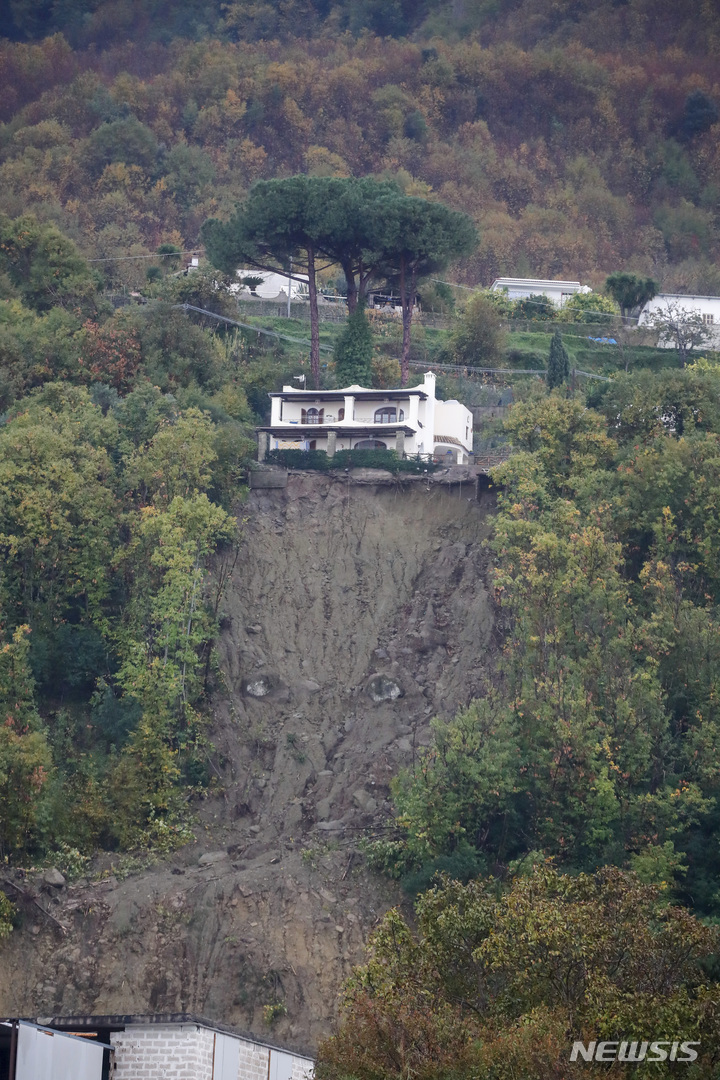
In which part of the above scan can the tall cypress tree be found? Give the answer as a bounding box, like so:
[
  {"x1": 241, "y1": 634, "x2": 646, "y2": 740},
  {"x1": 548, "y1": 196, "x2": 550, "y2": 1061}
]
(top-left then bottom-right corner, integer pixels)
[
  {"x1": 547, "y1": 329, "x2": 570, "y2": 389},
  {"x1": 334, "y1": 303, "x2": 373, "y2": 386}
]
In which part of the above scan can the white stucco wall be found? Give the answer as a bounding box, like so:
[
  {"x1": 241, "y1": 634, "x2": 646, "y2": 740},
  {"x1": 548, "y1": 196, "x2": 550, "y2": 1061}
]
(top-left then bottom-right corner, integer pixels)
[
  {"x1": 434, "y1": 399, "x2": 473, "y2": 452},
  {"x1": 639, "y1": 293, "x2": 720, "y2": 321},
  {"x1": 491, "y1": 279, "x2": 590, "y2": 307},
  {"x1": 235, "y1": 270, "x2": 309, "y2": 300},
  {"x1": 266, "y1": 372, "x2": 470, "y2": 458},
  {"x1": 638, "y1": 293, "x2": 720, "y2": 348}
]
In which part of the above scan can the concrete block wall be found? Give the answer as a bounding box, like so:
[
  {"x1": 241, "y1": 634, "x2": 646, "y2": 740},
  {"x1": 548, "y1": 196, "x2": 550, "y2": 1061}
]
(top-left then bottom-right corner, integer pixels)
[
  {"x1": 236, "y1": 1040, "x2": 315, "y2": 1080},
  {"x1": 236, "y1": 1040, "x2": 269, "y2": 1080},
  {"x1": 291, "y1": 1054, "x2": 314, "y2": 1080},
  {"x1": 111, "y1": 1023, "x2": 314, "y2": 1080},
  {"x1": 198, "y1": 1027, "x2": 216, "y2": 1076},
  {"x1": 112, "y1": 1024, "x2": 213, "y2": 1080}
]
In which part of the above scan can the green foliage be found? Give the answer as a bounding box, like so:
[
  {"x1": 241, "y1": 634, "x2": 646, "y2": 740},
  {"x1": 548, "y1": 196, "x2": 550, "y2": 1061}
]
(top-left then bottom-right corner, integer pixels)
[
  {"x1": 126, "y1": 407, "x2": 217, "y2": 505},
  {"x1": 400, "y1": 849, "x2": 484, "y2": 896},
  {"x1": 546, "y1": 328, "x2": 569, "y2": 388},
  {"x1": 510, "y1": 293, "x2": 556, "y2": 321},
  {"x1": 562, "y1": 291, "x2": 619, "y2": 324},
  {"x1": 376, "y1": 380, "x2": 720, "y2": 916},
  {"x1": 0, "y1": 214, "x2": 98, "y2": 314},
  {"x1": 317, "y1": 867, "x2": 720, "y2": 1080},
  {"x1": 0, "y1": 891, "x2": 14, "y2": 938},
  {"x1": 370, "y1": 192, "x2": 477, "y2": 382},
  {"x1": 333, "y1": 304, "x2": 373, "y2": 386},
  {"x1": 450, "y1": 292, "x2": 506, "y2": 368},
  {"x1": 240, "y1": 275, "x2": 265, "y2": 292},
  {"x1": 0, "y1": 308, "x2": 246, "y2": 865},
  {"x1": 262, "y1": 1001, "x2": 288, "y2": 1026},
  {"x1": 594, "y1": 367, "x2": 720, "y2": 444},
  {"x1": 0, "y1": 384, "x2": 119, "y2": 633},
  {"x1": 605, "y1": 272, "x2": 658, "y2": 319},
  {"x1": 83, "y1": 116, "x2": 160, "y2": 177},
  {"x1": 678, "y1": 90, "x2": 719, "y2": 142},
  {"x1": 162, "y1": 143, "x2": 215, "y2": 209},
  {"x1": 417, "y1": 279, "x2": 455, "y2": 314},
  {"x1": 2, "y1": 0, "x2": 720, "y2": 930},
  {"x1": 204, "y1": 176, "x2": 475, "y2": 385},
  {"x1": 264, "y1": 448, "x2": 438, "y2": 472},
  {"x1": 0, "y1": 625, "x2": 53, "y2": 859}
]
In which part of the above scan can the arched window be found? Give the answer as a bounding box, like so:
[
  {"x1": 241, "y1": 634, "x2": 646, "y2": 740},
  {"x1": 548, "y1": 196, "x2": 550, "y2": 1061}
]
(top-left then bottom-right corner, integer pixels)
[
  {"x1": 303, "y1": 407, "x2": 323, "y2": 424},
  {"x1": 374, "y1": 408, "x2": 396, "y2": 424},
  {"x1": 355, "y1": 439, "x2": 387, "y2": 449},
  {"x1": 338, "y1": 407, "x2": 345, "y2": 421}
]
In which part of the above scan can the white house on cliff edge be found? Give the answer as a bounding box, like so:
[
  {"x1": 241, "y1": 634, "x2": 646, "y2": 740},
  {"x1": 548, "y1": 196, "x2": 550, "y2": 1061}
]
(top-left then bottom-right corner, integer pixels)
[{"x1": 257, "y1": 372, "x2": 473, "y2": 464}]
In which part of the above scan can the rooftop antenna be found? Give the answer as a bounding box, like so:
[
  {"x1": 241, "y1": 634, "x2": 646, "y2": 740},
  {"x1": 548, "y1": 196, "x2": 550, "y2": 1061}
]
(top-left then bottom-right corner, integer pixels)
[{"x1": 293, "y1": 374, "x2": 306, "y2": 389}]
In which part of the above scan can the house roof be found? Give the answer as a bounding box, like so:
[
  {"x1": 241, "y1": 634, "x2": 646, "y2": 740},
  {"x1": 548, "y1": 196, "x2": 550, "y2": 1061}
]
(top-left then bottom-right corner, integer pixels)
[
  {"x1": 15, "y1": 1014, "x2": 314, "y2": 1061},
  {"x1": 270, "y1": 387, "x2": 428, "y2": 401},
  {"x1": 434, "y1": 434, "x2": 465, "y2": 448},
  {"x1": 643, "y1": 292, "x2": 720, "y2": 303},
  {"x1": 491, "y1": 277, "x2": 585, "y2": 289}
]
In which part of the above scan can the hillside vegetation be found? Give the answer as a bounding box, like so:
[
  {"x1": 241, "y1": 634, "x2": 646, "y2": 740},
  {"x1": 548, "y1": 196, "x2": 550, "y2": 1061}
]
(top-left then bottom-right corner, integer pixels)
[
  {"x1": 3, "y1": 4, "x2": 720, "y2": 1071},
  {"x1": 0, "y1": 0, "x2": 719, "y2": 292}
]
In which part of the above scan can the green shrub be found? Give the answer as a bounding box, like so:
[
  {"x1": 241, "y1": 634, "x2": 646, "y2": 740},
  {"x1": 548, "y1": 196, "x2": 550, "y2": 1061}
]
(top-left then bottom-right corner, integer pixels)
[
  {"x1": 400, "y1": 848, "x2": 485, "y2": 895},
  {"x1": 264, "y1": 448, "x2": 438, "y2": 473}
]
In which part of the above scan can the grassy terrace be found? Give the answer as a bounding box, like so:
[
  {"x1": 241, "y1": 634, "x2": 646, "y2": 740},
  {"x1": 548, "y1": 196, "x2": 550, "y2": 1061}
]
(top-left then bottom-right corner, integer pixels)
[{"x1": 234, "y1": 308, "x2": 676, "y2": 383}]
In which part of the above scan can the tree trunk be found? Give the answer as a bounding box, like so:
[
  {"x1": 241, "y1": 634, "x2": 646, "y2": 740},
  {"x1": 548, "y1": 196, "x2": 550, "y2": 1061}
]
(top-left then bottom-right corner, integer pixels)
[
  {"x1": 399, "y1": 257, "x2": 414, "y2": 387},
  {"x1": 307, "y1": 242, "x2": 320, "y2": 388},
  {"x1": 342, "y1": 259, "x2": 358, "y2": 314},
  {"x1": 359, "y1": 262, "x2": 375, "y2": 308}
]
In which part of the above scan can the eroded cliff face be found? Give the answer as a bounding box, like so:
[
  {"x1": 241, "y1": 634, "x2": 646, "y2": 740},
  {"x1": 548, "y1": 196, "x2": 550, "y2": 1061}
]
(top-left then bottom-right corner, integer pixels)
[{"x1": 0, "y1": 468, "x2": 497, "y2": 1054}]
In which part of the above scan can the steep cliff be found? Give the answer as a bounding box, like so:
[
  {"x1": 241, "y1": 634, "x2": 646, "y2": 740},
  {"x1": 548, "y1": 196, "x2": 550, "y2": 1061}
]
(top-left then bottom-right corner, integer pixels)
[{"x1": 0, "y1": 468, "x2": 497, "y2": 1053}]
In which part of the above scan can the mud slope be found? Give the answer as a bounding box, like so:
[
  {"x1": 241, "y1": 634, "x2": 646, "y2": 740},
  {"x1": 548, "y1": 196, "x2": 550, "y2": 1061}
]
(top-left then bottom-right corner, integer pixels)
[{"x1": 0, "y1": 468, "x2": 497, "y2": 1053}]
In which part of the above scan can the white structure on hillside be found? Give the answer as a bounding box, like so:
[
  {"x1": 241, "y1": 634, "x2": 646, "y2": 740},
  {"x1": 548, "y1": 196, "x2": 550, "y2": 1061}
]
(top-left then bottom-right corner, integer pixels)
[
  {"x1": 258, "y1": 371, "x2": 474, "y2": 464},
  {"x1": 638, "y1": 292, "x2": 720, "y2": 344},
  {"x1": 491, "y1": 277, "x2": 591, "y2": 308},
  {"x1": 1, "y1": 1015, "x2": 314, "y2": 1080},
  {"x1": 235, "y1": 269, "x2": 309, "y2": 301}
]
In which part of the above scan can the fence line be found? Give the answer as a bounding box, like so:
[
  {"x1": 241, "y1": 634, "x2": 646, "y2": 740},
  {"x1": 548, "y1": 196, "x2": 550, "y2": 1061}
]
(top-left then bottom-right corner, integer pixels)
[{"x1": 174, "y1": 303, "x2": 335, "y2": 352}]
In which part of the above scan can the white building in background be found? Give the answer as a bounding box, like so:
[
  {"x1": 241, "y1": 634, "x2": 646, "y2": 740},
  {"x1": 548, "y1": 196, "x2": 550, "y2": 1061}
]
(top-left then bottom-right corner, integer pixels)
[
  {"x1": 491, "y1": 277, "x2": 592, "y2": 308},
  {"x1": 638, "y1": 292, "x2": 720, "y2": 343},
  {"x1": 234, "y1": 269, "x2": 309, "y2": 301},
  {"x1": 258, "y1": 371, "x2": 474, "y2": 464}
]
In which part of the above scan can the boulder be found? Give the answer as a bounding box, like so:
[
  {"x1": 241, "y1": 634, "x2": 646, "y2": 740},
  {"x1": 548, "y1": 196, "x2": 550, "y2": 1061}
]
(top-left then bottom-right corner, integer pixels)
[
  {"x1": 43, "y1": 868, "x2": 66, "y2": 888},
  {"x1": 198, "y1": 851, "x2": 229, "y2": 867},
  {"x1": 246, "y1": 677, "x2": 271, "y2": 697},
  {"x1": 366, "y1": 674, "x2": 404, "y2": 703}
]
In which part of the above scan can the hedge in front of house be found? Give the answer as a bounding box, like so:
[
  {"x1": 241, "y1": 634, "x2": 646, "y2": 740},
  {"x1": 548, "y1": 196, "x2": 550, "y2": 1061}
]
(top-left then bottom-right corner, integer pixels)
[{"x1": 264, "y1": 448, "x2": 438, "y2": 472}]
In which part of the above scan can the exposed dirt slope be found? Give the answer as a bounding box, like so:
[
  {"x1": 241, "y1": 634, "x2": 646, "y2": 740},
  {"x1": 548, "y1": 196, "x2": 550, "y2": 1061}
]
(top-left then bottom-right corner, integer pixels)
[{"x1": 0, "y1": 468, "x2": 497, "y2": 1054}]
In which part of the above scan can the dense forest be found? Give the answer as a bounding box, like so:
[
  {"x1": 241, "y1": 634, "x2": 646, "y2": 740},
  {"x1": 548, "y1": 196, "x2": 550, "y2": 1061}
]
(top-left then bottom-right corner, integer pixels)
[{"x1": 1, "y1": 0, "x2": 720, "y2": 291}]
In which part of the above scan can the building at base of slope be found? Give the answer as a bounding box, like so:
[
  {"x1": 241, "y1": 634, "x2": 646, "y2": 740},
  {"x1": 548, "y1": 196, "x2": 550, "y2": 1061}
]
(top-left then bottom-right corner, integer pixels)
[{"x1": 0, "y1": 1014, "x2": 314, "y2": 1080}]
